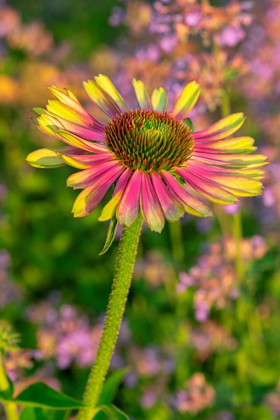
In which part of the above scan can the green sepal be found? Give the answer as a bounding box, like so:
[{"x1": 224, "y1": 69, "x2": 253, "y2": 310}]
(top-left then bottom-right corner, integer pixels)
[
  {"x1": 182, "y1": 117, "x2": 195, "y2": 133},
  {"x1": 99, "y1": 215, "x2": 118, "y2": 255}
]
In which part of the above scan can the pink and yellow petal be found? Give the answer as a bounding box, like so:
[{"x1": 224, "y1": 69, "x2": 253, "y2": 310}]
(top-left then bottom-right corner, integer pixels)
[
  {"x1": 151, "y1": 88, "x2": 168, "y2": 112},
  {"x1": 193, "y1": 153, "x2": 267, "y2": 168},
  {"x1": 99, "y1": 169, "x2": 132, "y2": 221},
  {"x1": 194, "y1": 113, "x2": 245, "y2": 141},
  {"x1": 26, "y1": 148, "x2": 65, "y2": 168},
  {"x1": 48, "y1": 86, "x2": 93, "y2": 121},
  {"x1": 172, "y1": 81, "x2": 200, "y2": 120},
  {"x1": 67, "y1": 160, "x2": 123, "y2": 189},
  {"x1": 72, "y1": 168, "x2": 122, "y2": 218},
  {"x1": 176, "y1": 168, "x2": 238, "y2": 204},
  {"x1": 140, "y1": 172, "x2": 165, "y2": 233},
  {"x1": 132, "y1": 79, "x2": 151, "y2": 109},
  {"x1": 56, "y1": 130, "x2": 104, "y2": 152},
  {"x1": 83, "y1": 80, "x2": 121, "y2": 118},
  {"x1": 195, "y1": 137, "x2": 256, "y2": 153},
  {"x1": 57, "y1": 151, "x2": 114, "y2": 169},
  {"x1": 151, "y1": 172, "x2": 184, "y2": 221},
  {"x1": 161, "y1": 170, "x2": 212, "y2": 217},
  {"x1": 46, "y1": 100, "x2": 92, "y2": 126},
  {"x1": 117, "y1": 170, "x2": 142, "y2": 226},
  {"x1": 185, "y1": 160, "x2": 265, "y2": 180},
  {"x1": 36, "y1": 114, "x2": 64, "y2": 138},
  {"x1": 95, "y1": 74, "x2": 127, "y2": 112}
]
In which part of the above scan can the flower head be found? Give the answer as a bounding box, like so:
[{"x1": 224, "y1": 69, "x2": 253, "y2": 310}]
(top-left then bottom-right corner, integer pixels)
[{"x1": 27, "y1": 75, "x2": 266, "y2": 232}]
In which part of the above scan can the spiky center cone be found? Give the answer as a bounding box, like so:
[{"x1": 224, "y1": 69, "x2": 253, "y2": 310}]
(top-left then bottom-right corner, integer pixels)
[{"x1": 105, "y1": 110, "x2": 194, "y2": 172}]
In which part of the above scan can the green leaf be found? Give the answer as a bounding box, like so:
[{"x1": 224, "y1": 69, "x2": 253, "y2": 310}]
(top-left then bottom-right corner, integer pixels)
[
  {"x1": 20, "y1": 408, "x2": 46, "y2": 420},
  {"x1": 99, "y1": 216, "x2": 118, "y2": 255},
  {"x1": 0, "y1": 374, "x2": 14, "y2": 400},
  {"x1": 95, "y1": 368, "x2": 128, "y2": 420},
  {"x1": 0, "y1": 382, "x2": 85, "y2": 410},
  {"x1": 98, "y1": 368, "x2": 128, "y2": 405},
  {"x1": 93, "y1": 405, "x2": 129, "y2": 420},
  {"x1": 20, "y1": 407, "x2": 69, "y2": 420}
]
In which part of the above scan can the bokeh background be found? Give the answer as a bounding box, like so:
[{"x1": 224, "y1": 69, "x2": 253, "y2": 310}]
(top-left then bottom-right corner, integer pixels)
[{"x1": 0, "y1": 0, "x2": 280, "y2": 419}]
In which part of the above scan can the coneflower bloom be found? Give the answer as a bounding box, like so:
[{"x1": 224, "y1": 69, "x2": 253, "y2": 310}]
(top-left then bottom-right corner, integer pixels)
[{"x1": 27, "y1": 75, "x2": 266, "y2": 232}]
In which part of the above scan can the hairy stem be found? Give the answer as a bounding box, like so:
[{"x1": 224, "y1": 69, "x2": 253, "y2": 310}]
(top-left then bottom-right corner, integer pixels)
[
  {"x1": 78, "y1": 214, "x2": 142, "y2": 420},
  {"x1": 0, "y1": 355, "x2": 18, "y2": 420}
]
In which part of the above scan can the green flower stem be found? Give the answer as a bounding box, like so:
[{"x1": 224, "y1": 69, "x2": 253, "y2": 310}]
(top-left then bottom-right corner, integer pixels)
[
  {"x1": 232, "y1": 211, "x2": 244, "y2": 280},
  {"x1": 78, "y1": 214, "x2": 142, "y2": 420},
  {"x1": 221, "y1": 91, "x2": 244, "y2": 277},
  {"x1": 169, "y1": 221, "x2": 185, "y2": 263},
  {"x1": 0, "y1": 355, "x2": 18, "y2": 420}
]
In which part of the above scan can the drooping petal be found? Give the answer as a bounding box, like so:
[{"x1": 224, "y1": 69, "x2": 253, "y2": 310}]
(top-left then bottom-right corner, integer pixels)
[
  {"x1": 183, "y1": 164, "x2": 263, "y2": 196},
  {"x1": 67, "y1": 160, "x2": 123, "y2": 189},
  {"x1": 151, "y1": 88, "x2": 168, "y2": 112},
  {"x1": 161, "y1": 170, "x2": 212, "y2": 217},
  {"x1": 192, "y1": 152, "x2": 267, "y2": 168},
  {"x1": 48, "y1": 86, "x2": 93, "y2": 121},
  {"x1": 151, "y1": 172, "x2": 184, "y2": 221},
  {"x1": 132, "y1": 79, "x2": 151, "y2": 109},
  {"x1": 140, "y1": 172, "x2": 165, "y2": 232},
  {"x1": 26, "y1": 148, "x2": 65, "y2": 168},
  {"x1": 176, "y1": 168, "x2": 238, "y2": 204},
  {"x1": 36, "y1": 114, "x2": 64, "y2": 138},
  {"x1": 184, "y1": 160, "x2": 265, "y2": 180},
  {"x1": 95, "y1": 74, "x2": 127, "y2": 112},
  {"x1": 172, "y1": 81, "x2": 200, "y2": 120},
  {"x1": 99, "y1": 169, "x2": 131, "y2": 221},
  {"x1": 46, "y1": 100, "x2": 92, "y2": 126},
  {"x1": 195, "y1": 137, "x2": 256, "y2": 153},
  {"x1": 83, "y1": 80, "x2": 121, "y2": 118},
  {"x1": 57, "y1": 151, "x2": 114, "y2": 169},
  {"x1": 117, "y1": 170, "x2": 142, "y2": 226},
  {"x1": 194, "y1": 113, "x2": 245, "y2": 141},
  {"x1": 53, "y1": 117, "x2": 104, "y2": 141},
  {"x1": 56, "y1": 130, "x2": 105, "y2": 152},
  {"x1": 72, "y1": 168, "x2": 123, "y2": 218}
]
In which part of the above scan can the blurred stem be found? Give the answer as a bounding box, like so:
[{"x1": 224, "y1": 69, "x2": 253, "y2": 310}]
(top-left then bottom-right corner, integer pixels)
[
  {"x1": 232, "y1": 212, "x2": 244, "y2": 280},
  {"x1": 169, "y1": 221, "x2": 185, "y2": 263},
  {"x1": 78, "y1": 214, "x2": 142, "y2": 420},
  {"x1": 0, "y1": 354, "x2": 18, "y2": 420},
  {"x1": 221, "y1": 91, "x2": 244, "y2": 278}
]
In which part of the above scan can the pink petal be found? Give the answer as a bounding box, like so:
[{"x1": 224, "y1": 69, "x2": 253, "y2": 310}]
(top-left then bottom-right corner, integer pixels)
[
  {"x1": 72, "y1": 167, "x2": 123, "y2": 218},
  {"x1": 67, "y1": 160, "x2": 123, "y2": 189},
  {"x1": 151, "y1": 172, "x2": 184, "y2": 221},
  {"x1": 99, "y1": 169, "x2": 132, "y2": 221},
  {"x1": 161, "y1": 170, "x2": 212, "y2": 217},
  {"x1": 117, "y1": 170, "x2": 142, "y2": 226},
  {"x1": 176, "y1": 168, "x2": 238, "y2": 204},
  {"x1": 58, "y1": 151, "x2": 114, "y2": 169},
  {"x1": 140, "y1": 172, "x2": 165, "y2": 232}
]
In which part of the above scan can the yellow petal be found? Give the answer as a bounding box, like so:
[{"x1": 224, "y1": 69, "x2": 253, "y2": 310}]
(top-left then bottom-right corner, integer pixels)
[
  {"x1": 132, "y1": 79, "x2": 150, "y2": 109},
  {"x1": 172, "y1": 81, "x2": 200, "y2": 119},
  {"x1": 26, "y1": 149, "x2": 65, "y2": 168},
  {"x1": 98, "y1": 191, "x2": 123, "y2": 221},
  {"x1": 37, "y1": 114, "x2": 63, "y2": 138},
  {"x1": 151, "y1": 88, "x2": 168, "y2": 112},
  {"x1": 95, "y1": 74, "x2": 127, "y2": 111},
  {"x1": 46, "y1": 100, "x2": 86, "y2": 124}
]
